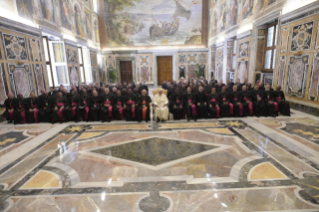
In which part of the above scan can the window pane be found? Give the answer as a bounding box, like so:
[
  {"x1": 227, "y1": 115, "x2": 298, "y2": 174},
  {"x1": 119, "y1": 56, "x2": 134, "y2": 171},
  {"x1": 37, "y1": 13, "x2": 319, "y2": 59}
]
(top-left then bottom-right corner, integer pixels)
[
  {"x1": 267, "y1": 26, "x2": 274, "y2": 47},
  {"x1": 80, "y1": 67, "x2": 85, "y2": 83},
  {"x1": 274, "y1": 25, "x2": 278, "y2": 46},
  {"x1": 46, "y1": 65, "x2": 53, "y2": 87},
  {"x1": 52, "y1": 43, "x2": 65, "y2": 63},
  {"x1": 264, "y1": 50, "x2": 272, "y2": 69},
  {"x1": 233, "y1": 40, "x2": 237, "y2": 54},
  {"x1": 82, "y1": 49, "x2": 91, "y2": 66},
  {"x1": 78, "y1": 48, "x2": 83, "y2": 65},
  {"x1": 232, "y1": 56, "x2": 236, "y2": 70},
  {"x1": 85, "y1": 67, "x2": 92, "y2": 83},
  {"x1": 43, "y1": 38, "x2": 50, "y2": 62},
  {"x1": 272, "y1": 49, "x2": 276, "y2": 69}
]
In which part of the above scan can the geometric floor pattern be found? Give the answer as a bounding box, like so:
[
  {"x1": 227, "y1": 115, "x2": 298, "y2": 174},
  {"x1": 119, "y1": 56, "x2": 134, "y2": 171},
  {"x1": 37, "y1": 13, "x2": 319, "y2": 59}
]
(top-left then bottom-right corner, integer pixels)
[{"x1": 1, "y1": 111, "x2": 319, "y2": 211}]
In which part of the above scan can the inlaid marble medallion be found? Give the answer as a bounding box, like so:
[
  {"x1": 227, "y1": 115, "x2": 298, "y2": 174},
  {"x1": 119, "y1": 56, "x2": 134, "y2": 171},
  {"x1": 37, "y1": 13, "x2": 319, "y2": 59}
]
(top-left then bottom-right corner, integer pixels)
[{"x1": 92, "y1": 137, "x2": 218, "y2": 166}]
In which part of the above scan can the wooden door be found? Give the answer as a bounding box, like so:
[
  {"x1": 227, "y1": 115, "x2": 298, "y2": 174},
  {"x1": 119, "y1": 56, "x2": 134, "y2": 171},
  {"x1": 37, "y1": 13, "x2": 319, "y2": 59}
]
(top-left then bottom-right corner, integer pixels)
[
  {"x1": 120, "y1": 61, "x2": 133, "y2": 84},
  {"x1": 157, "y1": 56, "x2": 172, "y2": 85}
]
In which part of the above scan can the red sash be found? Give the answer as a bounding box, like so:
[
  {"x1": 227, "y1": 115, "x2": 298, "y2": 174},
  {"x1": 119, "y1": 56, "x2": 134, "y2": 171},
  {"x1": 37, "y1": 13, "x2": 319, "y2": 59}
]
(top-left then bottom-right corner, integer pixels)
[
  {"x1": 210, "y1": 99, "x2": 216, "y2": 102},
  {"x1": 176, "y1": 99, "x2": 181, "y2": 104},
  {"x1": 104, "y1": 101, "x2": 112, "y2": 117},
  {"x1": 126, "y1": 100, "x2": 135, "y2": 118},
  {"x1": 56, "y1": 102, "x2": 64, "y2": 118}
]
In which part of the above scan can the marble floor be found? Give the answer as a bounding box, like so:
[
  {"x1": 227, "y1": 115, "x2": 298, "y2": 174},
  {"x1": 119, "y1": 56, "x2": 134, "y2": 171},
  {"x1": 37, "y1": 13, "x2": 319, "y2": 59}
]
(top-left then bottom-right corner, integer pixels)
[{"x1": 1, "y1": 110, "x2": 319, "y2": 211}]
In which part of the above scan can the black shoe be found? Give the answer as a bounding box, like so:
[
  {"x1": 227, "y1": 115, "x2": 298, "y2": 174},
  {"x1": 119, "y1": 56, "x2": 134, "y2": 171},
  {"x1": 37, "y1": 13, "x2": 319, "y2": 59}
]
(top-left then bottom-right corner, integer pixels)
[
  {"x1": 157, "y1": 117, "x2": 160, "y2": 123},
  {"x1": 161, "y1": 119, "x2": 165, "y2": 123},
  {"x1": 187, "y1": 117, "x2": 190, "y2": 122}
]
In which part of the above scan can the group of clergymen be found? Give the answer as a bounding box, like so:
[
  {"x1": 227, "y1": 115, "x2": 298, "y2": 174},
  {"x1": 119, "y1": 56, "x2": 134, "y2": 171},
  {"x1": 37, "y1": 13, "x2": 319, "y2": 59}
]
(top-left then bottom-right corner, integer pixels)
[
  {"x1": 153, "y1": 77, "x2": 290, "y2": 122},
  {"x1": 2, "y1": 77, "x2": 290, "y2": 125},
  {"x1": 3, "y1": 82, "x2": 151, "y2": 124}
]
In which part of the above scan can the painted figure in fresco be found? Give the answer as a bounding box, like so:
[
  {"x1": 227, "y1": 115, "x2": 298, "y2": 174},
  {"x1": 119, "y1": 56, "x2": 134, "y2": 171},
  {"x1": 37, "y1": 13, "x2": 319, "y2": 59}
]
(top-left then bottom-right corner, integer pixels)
[
  {"x1": 242, "y1": 0, "x2": 253, "y2": 19},
  {"x1": 94, "y1": 20, "x2": 100, "y2": 43},
  {"x1": 60, "y1": 0, "x2": 72, "y2": 30},
  {"x1": 74, "y1": 5, "x2": 85, "y2": 37},
  {"x1": 220, "y1": 4, "x2": 227, "y2": 32},
  {"x1": 308, "y1": 54, "x2": 319, "y2": 101},
  {"x1": 86, "y1": 13, "x2": 92, "y2": 39},
  {"x1": 40, "y1": 0, "x2": 54, "y2": 22},
  {"x1": 230, "y1": 0, "x2": 237, "y2": 26}
]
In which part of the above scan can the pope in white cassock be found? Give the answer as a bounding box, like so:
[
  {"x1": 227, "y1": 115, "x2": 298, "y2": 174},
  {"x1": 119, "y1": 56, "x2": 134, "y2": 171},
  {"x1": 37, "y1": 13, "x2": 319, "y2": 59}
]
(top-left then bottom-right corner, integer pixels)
[{"x1": 153, "y1": 88, "x2": 169, "y2": 122}]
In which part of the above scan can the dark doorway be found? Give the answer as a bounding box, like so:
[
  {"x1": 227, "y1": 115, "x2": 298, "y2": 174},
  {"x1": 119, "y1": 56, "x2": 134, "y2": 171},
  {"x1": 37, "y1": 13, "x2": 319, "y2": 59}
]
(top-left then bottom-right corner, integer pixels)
[
  {"x1": 157, "y1": 56, "x2": 172, "y2": 85},
  {"x1": 120, "y1": 61, "x2": 133, "y2": 84}
]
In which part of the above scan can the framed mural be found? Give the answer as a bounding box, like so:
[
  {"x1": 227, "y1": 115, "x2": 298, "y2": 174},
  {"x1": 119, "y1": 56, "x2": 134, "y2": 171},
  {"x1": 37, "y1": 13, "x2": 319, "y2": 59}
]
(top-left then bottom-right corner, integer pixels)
[
  {"x1": 7, "y1": 63, "x2": 35, "y2": 97},
  {"x1": 33, "y1": 64, "x2": 46, "y2": 95},
  {"x1": 29, "y1": 39, "x2": 42, "y2": 62},
  {"x1": 0, "y1": 63, "x2": 9, "y2": 104},
  {"x1": 280, "y1": 28, "x2": 289, "y2": 54},
  {"x1": 238, "y1": 41, "x2": 249, "y2": 58},
  {"x1": 66, "y1": 49, "x2": 78, "y2": 65},
  {"x1": 290, "y1": 21, "x2": 314, "y2": 52},
  {"x1": 286, "y1": 55, "x2": 309, "y2": 98},
  {"x1": 277, "y1": 56, "x2": 286, "y2": 89},
  {"x1": 85, "y1": 11, "x2": 93, "y2": 40},
  {"x1": 2, "y1": 33, "x2": 28, "y2": 61},
  {"x1": 308, "y1": 53, "x2": 319, "y2": 101},
  {"x1": 103, "y1": 0, "x2": 203, "y2": 47}
]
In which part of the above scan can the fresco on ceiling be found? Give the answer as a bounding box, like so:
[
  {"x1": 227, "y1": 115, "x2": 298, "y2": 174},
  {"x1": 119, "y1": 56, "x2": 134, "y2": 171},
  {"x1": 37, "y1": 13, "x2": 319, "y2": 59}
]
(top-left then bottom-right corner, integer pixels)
[{"x1": 104, "y1": 0, "x2": 203, "y2": 47}]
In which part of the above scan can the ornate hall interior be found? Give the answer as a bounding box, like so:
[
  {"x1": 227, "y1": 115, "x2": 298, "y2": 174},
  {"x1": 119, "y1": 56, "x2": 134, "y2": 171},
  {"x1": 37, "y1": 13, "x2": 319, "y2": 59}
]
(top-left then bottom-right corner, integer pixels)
[{"x1": 0, "y1": 0, "x2": 319, "y2": 211}]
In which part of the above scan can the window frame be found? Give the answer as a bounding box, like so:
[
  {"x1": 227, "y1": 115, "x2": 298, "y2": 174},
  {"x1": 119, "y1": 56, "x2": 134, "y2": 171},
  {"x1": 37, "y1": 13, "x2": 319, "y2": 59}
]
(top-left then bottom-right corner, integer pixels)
[
  {"x1": 78, "y1": 47, "x2": 86, "y2": 83},
  {"x1": 42, "y1": 36, "x2": 55, "y2": 87},
  {"x1": 263, "y1": 22, "x2": 278, "y2": 72},
  {"x1": 48, "y1": 41, "x2": 70, "y2": 87}
]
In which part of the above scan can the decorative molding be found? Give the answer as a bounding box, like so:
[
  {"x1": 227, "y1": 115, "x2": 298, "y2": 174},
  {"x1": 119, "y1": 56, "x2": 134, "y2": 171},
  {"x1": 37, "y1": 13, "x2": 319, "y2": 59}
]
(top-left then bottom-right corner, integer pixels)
[
  {"x1": 280, "y1": 1, "x2": 319, "y2": 25},
  {"x1": 254, "y1": 10, "x2": 281, "y2": 27},
  {"x1": 237, "y1": 30, "x2": 252, "y2": 40},
  {"x1": 64, "y1": 39, "x2": 79, "y2": 48},
  {"x1": 0, "y1": 17, "x2": 41, "y2": 38},
  {"x1": 39, "y1": 26, "x2": 63, "y2": 39}
]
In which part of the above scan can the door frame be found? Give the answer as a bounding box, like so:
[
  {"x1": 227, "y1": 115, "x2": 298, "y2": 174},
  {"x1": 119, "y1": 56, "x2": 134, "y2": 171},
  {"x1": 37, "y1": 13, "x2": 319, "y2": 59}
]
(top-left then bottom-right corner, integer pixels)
[
  {"x1": 154, "y1": 53, "x2": 176, "y2": 87},
  {"x1": 116, "y1": 57, "x2": 135, "y2": 83}
]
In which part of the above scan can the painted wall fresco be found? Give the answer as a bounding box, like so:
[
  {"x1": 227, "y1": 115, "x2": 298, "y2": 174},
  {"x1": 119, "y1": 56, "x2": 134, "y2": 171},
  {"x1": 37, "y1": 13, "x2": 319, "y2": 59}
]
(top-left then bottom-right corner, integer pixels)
[
  {"x1": 177, "y1": 52, "x2": 207, "y2": 80},
  {"x1": 236, "y1": 37, "x2": 251, "y2": 83},
  {"x1": 209, "y1": 0, "x2": 282, "y2": 39},
  {"x1": 103, "y1": 0, "x2": 203, "y2": 47},
  {"x1": 216, "y1": 47, "x2": 223, "y2": 80},
  {"x1": 14, "y1": 0, "x2": 100, "y2": 45},
  {"x1": 65, "y1": 44, "x2": 80, "y2": 86},
  {"x1": 136, "y1": 54, "x2": 153, "y2": 83},
  {"x1": 275, "y1": 13, "x2": 319, "y2": 107},
  {"x1": 90, "y1": 52, "x2": 99, "y2": 83}
]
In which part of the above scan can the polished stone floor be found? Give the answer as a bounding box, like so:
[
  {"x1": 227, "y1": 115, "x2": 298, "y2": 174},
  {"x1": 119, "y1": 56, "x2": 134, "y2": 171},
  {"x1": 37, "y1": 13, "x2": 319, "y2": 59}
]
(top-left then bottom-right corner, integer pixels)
[{"x1": 1, "y1": 110, "x2": 319, "y2": 211}]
